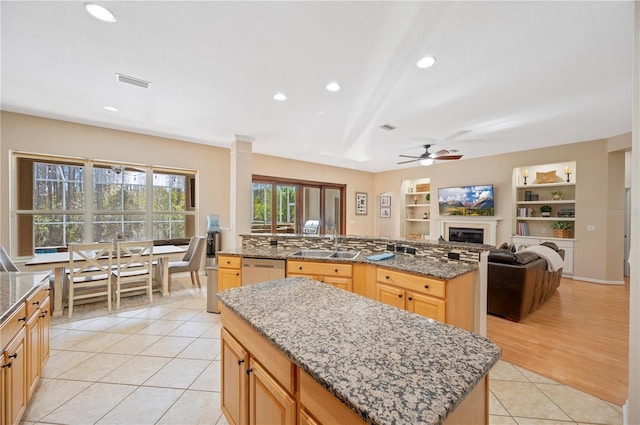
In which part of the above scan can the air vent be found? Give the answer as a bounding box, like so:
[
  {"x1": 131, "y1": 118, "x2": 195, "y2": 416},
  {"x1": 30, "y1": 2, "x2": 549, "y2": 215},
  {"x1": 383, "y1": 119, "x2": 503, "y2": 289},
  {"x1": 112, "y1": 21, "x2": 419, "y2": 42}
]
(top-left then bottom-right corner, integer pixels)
[
  {"x1": 379, "y1": 124, "x2": 396, "y2": 131},
  {"x1": 115, "y1": 73, "x2": 151, "y2": 89}
]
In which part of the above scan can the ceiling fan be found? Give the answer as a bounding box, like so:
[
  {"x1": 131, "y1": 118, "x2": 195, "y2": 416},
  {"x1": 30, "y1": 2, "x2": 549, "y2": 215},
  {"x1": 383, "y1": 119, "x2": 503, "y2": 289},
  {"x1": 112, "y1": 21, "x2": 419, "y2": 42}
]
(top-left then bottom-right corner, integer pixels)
[{"x1": 397, "y1": 144, "x2": 463, "y2": 165}]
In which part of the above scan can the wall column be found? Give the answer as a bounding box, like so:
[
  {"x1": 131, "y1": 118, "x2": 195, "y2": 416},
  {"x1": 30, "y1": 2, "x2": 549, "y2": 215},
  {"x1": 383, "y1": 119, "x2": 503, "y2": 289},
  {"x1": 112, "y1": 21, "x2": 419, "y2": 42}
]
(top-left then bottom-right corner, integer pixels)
[{"x1": 230, "y1": 136, "x2": 253, "y2": 249}]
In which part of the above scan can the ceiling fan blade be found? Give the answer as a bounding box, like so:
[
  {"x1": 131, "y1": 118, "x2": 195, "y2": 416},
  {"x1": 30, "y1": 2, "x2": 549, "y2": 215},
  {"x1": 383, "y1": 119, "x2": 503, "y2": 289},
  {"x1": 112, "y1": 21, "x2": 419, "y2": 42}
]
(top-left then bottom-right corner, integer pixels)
[
  {"x1": 397, "y1": 158, "x2": 420, "y2": 164},
  {"x1": 434, "y1": 155, "x2": 463, "y2": 160},
  {"x1": 431, "y1": 149, "x2": 450, "y2": 157},
  {"x1": 398, "y1": 154, "x2": 422, "y2": 159}
]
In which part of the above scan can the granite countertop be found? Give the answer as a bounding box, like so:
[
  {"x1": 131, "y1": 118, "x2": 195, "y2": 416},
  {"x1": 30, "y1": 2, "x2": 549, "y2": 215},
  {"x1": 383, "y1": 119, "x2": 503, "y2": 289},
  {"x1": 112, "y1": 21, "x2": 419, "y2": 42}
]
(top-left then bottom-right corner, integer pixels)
[
  {"x1": 0, "y1": 272, "x2": 51, "y2": 324},
  {"x1": 218, "y1": 246, "x2": 478, "y2": 280},
  {"x1": 217, "y1": 278, "x2": 501, "y2": 425}
]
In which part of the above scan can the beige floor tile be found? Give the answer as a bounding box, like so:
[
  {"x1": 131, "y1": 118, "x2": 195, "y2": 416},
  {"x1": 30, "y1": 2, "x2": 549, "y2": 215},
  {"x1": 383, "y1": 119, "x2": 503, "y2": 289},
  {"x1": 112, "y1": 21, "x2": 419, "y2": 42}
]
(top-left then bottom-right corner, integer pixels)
[
  {"x1": 217, "y1": 413, "x2": 231, "y2": 425},
  {"x1": 131, "y1": 305, "x2": 176, "y2": 319},
  {"x1": 490, "y1": 380, "x2": 572, "y2": 421},
  {"x1": 189, "y1": 311, "x2": 221, "y2": 323},
  {"x1": 490, "y1": 360, "x2": 529, "y2": 382},
  {"x1": 179, "y1": 296, "x2": 208, "y2": 311},
  {"x1": 139, "y1": 335, "x2": 197, "y2": 357},
  {"x1": 513, "y1": 418, "x2": 577, "y2": 424},
  {"x1": 156, "y1": 390, "x2": 222, "y2": 425},
  {"x1": 100, "y1": 355, "x2": 171, "y2": 385},
  {"x1": 50, "y1": 327, "x2": 70, "y2": 338},
  {"x1": 200, "y1": 322, "x2": 222, "y2": 339},
  {"x1": 22, "y1": 378, "x2": 92, "y2": 421},
  {"x1": 489, "y1": 415, "x2": 518, "y2": 424},
  {"x1": 190, "y1": 360, "x2": 221, "y2": 392},
  {"x1": 144, "y1": 357, "x2": 210, "y2": 389},
  {"x1": 95, "y1": 386, "x2": 184, "y2": 425},
  {"x1": 102, "y1": 333, "x2": 163, "y2": 355},
  {"x1": 41, "y1": 382, "x2": 136, "y2": 424},
  {"x1": 178, "y1": 337, "x2": 221, "y2": 360},
  {"x1": 490, "y1": 390, "x2": 511, "y2": 416},
  {"x1": 61, "y1": 352, "x2": 132, "y2": 381},
  {"x1": 515, "y1": 365, "x2": 562, "y2": 385},
  {"x1": 49, "y1": 329, "x2": 97, "y2": 350},
  {"x1": 65, "y1": 330, "x2": 129, "y2": 352},
  {"x1": 41, "y1": 350, "x2": 97, "y2": 378},
  {"x1": 104, "y1": 317, "x2": 156, "y2": 334},
  {"x1": 73, "y1": 316, "x2": 129, "y2": 332},
  {"x1": 162, "y1": 308, "x2": 200, "y2": 321},
  {"x1": 135, "y1": 319, "x2": 184, "y2": 336},
  {"x1": 169, "y1": 321, "x2": 214, "y2": 338},
  {"x1": 536, "y1": 383, "x2": 622, "y2": 424},
  {"x1": 111, "y1": 306, "x2": 151, "y2": 317},
  {"x1": 51, "y1": 317, "x2": 100, "y2": 330}
]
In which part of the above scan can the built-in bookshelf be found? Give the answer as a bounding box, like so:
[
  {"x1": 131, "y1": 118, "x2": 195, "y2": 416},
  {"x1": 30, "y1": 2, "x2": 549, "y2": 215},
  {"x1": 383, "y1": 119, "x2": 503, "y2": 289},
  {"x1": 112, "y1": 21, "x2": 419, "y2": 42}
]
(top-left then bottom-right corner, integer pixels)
[{"x1": 402, "y1": 178, "x2": 431, "y2": 240}]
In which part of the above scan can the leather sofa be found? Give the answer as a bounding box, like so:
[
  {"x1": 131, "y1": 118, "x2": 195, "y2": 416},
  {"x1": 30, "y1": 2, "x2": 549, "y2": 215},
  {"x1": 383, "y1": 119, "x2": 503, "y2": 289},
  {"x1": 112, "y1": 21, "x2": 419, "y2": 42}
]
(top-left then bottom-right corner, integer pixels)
[{"x1": 487, "y1": 243, "x2": 564, "y2": 322}]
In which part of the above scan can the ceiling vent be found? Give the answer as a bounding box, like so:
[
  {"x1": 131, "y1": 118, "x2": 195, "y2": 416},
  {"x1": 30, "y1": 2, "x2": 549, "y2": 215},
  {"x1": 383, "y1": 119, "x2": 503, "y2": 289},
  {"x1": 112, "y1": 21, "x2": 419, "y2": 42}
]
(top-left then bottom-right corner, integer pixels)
[
  {"x1": 379, "y1": 124, "x2": 396, "y2": 131},
  {"x1": 115, "y1": 73, "x2": 151, "y2": 89}
]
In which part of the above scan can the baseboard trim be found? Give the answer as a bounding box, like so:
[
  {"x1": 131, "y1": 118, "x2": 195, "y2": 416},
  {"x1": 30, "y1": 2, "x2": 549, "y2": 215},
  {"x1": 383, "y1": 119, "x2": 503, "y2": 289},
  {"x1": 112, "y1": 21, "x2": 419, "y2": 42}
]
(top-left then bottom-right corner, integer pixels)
[{"x1": 572, "y1": 276, "x2": 625, "y2": 285}]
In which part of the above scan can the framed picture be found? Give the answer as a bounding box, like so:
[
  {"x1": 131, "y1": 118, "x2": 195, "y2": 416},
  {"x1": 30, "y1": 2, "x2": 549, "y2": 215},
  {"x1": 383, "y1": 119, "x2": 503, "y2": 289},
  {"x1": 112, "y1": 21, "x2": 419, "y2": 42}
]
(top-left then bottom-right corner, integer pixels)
[
  {"x1": 355, "y1": 192, "x2": 367, "y2": 215},
  {"x1": 380, "y1": 195, "x2": 391, "y2": 207},
  {"x1": 380, "y1": 207, "x2": 391, "y2": 218}
]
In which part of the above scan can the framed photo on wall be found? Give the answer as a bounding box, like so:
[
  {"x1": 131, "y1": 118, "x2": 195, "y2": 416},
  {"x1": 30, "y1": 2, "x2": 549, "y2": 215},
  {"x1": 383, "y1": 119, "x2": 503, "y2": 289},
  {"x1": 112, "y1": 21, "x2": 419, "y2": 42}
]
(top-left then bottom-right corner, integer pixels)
[
  {"x1": 380, "y1": 195, "x2": 391, "y2": 207},
  {"x1": 355, "y1": 192, "x2": 367, "y2": 215},
  {"x1": 380, "y1": 207, "x2": 391, "y2": 218}
]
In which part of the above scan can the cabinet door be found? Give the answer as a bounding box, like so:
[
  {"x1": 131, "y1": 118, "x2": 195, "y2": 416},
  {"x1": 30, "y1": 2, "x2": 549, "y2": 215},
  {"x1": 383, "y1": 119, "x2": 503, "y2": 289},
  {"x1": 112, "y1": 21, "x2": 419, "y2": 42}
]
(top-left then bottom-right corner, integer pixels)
[
  {"x1": 321, "y1": 276, "x2": 353, "y2": 292},
  {"x1": 299, "y1": 408, "x2": 321, "y2": 425},
  {"x1": 26, "y1": 312, "x2": 40, "y2": 401},
  {"x1": 40, "y1": 297, "x2": 51, "y2": 368},
  {"x1": 248, "y1": 360, "x2": 295, "y2": 425},
  {"x1": 3, "y1": 328, "x2": 27, "y2": 425},
  {"x1": 376, "y1": 283, "x2": 405, "y2": 310},
  {"x1": 222, "y1": 329, "x2": 249, "y2": 425},
  {"x1": 220, "y1": 268, "x2": 242, "y2": 291},
  {"x1": 407, "y1": 292, "x2": 445, "y2": 323}
]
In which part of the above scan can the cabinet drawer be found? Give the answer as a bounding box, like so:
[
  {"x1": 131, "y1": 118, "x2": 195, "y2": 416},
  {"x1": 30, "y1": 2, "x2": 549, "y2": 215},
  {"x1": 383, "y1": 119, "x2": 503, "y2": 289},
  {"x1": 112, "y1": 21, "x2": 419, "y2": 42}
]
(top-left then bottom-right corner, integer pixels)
[
  {"x1": 1, "y1": 303, "x2": 27, "y2": 349},
  {"x1": 26, "y1": 284, "x2": 49, "y2": 318},
  {"x1": 287, "y1": 260, "x2": 352, "y2": 278},
  {"x1": 376, "y1": 268, "x2": 445, "y2": 298},
  {"x1": 218, "y1": 255, "x2": 242, "y2": 269}
]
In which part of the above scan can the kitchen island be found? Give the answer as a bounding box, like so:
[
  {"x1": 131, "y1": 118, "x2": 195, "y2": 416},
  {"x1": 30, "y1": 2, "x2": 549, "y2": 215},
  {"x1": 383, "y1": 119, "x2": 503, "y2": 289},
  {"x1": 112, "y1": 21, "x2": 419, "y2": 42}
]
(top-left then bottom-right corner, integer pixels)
[{"x1": 217, "y1": 277, "x2": 501, "y2": 425}]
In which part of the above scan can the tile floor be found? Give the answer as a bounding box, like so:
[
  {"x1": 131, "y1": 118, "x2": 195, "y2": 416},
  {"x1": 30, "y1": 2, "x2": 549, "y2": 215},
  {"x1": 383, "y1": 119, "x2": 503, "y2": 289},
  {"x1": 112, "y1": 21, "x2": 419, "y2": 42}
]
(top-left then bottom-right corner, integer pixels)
[{"x1": 21, "y1": 277, "x2": 623, "y2": 425}]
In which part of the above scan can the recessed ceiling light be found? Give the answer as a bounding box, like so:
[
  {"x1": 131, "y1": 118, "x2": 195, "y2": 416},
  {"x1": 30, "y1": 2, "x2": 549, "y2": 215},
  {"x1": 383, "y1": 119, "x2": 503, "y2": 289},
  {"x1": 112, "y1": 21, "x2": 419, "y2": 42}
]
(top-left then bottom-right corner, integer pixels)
[
  {"x1": 326, "y1": 82, "x2": 341, "y2": 92},
  {"x1": 273, "y1": 93, "x2": 287, "y2": 101},
  {"x1": 416, "y1": 56, "x2": 436, "y2": 69},
  {"x1": 85, "y1": 3, "x2": 116, "y2": 23},
  {"x1": 104, "y1": 106, "x2": 118, "y2": 112}
]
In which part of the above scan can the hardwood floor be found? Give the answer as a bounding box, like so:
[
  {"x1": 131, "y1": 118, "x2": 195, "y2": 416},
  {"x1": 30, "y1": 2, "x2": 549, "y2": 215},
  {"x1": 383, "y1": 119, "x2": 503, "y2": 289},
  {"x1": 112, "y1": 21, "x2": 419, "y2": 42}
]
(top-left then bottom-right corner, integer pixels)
[{"x1": 486, "y1": 276, "x2": 629, "y2": 406}]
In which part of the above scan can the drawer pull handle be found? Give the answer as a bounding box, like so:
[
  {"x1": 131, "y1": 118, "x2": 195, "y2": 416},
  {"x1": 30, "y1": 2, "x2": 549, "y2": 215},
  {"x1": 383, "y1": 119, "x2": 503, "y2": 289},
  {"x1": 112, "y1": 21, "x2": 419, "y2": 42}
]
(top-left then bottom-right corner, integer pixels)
[
  {"x1": 40, "y1": 311, "x2": 48, "y2": 318},
  {"x1": 18, "y1": 316, "x2": 27, "y2": 322},
  {"x1": 398, "y1": 294, "x2": 403, "y2": 298},
  {"x1": 334, "y1": 269, "x2": 338, "y2": 273},
  {"x1": 1, "y1": 362, "x2": 11, "y2": 369},
  {"x1": 385, "y1": 275, "x2": 390, "y2": 280},
  {"x1": 235, "y1": 273, "x2": 240, "y2": 276},
  {"x1": 8, "y1": 353, "x2": 18, "y2": 360},
  {"x1": 226, "y1": 261, "x2": 231, "y2": 265},
  {"x1": 32, "y1": 301, "x2": 40, "y2": 305},
  {"x1": 408, "y1": 297, "x2": 413, "y2": 301},
  {"x1": 424, "y1": 284, "x2": 430, "y2": 289},
  {"x1": 299, "y1": 266, "x2": 303, "y2": 270},
  {"x1": 246, "y1": 368, "x2": 253, "y2": 375},
  {"x1": 238, "y1": 359, "x2": 245, "y2": 365}
]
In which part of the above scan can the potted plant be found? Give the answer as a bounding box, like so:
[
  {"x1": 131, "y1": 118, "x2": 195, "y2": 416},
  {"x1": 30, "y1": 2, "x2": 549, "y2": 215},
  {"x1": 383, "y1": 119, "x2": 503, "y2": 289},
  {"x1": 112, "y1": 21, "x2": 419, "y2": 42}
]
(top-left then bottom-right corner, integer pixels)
[
  {"x1": 540, "y1": 205, "x2": 552, "y2": 217},
  {"x1": 551, "y1": 221, "x2": 573, "y2": 238},
  {"x1": 551, "y1": 190, "x2": 563, "y2": 201}
]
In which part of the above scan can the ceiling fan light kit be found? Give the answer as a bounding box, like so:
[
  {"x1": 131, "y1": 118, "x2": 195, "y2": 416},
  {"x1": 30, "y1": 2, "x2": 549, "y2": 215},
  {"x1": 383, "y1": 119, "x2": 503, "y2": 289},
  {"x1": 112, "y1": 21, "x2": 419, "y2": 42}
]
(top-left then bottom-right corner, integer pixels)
[{"x1": 397, "y1": 144, "x2": 463, "y2": 165}]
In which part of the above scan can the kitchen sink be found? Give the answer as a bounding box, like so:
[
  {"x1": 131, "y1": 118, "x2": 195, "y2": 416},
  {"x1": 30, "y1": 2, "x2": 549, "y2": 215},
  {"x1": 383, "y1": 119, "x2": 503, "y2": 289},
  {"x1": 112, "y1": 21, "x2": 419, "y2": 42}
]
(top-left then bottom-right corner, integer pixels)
[
  {"x1": 329, "y1": 250, "x2": 360, "y2": 260},
  {"x1": 289, "y1": 249, "x2": 360, "y2": 260}
]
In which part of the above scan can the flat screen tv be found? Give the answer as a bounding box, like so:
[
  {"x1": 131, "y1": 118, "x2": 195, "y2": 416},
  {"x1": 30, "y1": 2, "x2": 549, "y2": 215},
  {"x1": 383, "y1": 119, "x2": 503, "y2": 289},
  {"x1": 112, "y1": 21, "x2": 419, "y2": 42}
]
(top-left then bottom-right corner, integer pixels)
[{"x1": 438, "y1": 184, "x2": 494, "y2": 216}]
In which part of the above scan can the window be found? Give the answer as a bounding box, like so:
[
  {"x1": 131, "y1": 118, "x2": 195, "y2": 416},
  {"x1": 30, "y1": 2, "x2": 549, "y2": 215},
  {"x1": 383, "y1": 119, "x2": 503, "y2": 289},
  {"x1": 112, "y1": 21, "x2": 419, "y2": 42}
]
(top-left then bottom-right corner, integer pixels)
[
  {"x1": 13, "y1": 153, "x2": 197, "y2": 256},
  {"x1": 251, "y1": 175, "x2": 345, "y2": 235}
]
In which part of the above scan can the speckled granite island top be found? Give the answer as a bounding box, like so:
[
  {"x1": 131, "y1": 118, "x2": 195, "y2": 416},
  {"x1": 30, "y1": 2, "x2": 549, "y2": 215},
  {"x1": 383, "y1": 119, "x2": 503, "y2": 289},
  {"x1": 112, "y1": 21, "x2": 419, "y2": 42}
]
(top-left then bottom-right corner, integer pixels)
[
  {"x1": 1, "y1": 272, "x2": 51, "y2": 323},
  {"x1": 217, "y1": 277, "x2": 501, "y2": 425}
]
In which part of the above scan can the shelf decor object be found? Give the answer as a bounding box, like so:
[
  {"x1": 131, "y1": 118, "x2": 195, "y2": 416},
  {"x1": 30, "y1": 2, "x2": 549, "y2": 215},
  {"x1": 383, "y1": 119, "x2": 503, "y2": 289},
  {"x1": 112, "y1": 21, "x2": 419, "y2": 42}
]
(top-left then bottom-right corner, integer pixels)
[
  {"x1": 522, "y1": 169, "x2": 529, "y2": 185},
  {"x1": 355, "y1": 192, "x2": 367, "y2": 215},
  {"x1": 551, "y1": 221, "x2": 573, "y2": 238},
  {"x1": 565, "y1": 166, "x2": 572, "y2": 182}
]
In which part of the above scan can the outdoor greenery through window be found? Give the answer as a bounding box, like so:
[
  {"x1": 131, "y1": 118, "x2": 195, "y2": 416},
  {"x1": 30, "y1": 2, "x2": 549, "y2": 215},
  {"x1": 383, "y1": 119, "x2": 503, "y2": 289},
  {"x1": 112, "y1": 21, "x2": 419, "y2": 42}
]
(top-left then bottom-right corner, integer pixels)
[{"x1": 13, "y1": 154, "x2": 197, "y2": 257}]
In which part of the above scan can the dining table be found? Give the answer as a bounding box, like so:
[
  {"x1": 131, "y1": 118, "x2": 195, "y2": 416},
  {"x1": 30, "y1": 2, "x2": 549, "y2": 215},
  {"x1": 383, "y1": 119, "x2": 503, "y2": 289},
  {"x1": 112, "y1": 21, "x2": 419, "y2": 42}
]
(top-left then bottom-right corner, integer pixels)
[{"x1": 24, "y1": 244, "x2": 186, "y2": 317}]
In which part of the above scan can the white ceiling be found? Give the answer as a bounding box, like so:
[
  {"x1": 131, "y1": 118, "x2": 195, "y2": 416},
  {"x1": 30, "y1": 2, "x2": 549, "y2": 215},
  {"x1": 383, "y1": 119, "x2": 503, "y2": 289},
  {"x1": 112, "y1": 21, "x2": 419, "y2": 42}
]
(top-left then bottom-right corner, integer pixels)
[{"x1": 1, "y1": 1, "x2": 634, "y2": 172}]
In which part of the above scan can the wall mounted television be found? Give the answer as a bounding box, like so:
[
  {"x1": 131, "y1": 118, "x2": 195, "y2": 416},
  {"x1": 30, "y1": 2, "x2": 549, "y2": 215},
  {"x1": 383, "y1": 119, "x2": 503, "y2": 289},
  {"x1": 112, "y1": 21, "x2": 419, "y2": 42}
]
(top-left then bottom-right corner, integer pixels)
[{"x1": 438, "y1": 184, "x2": 494, "y2": 216}]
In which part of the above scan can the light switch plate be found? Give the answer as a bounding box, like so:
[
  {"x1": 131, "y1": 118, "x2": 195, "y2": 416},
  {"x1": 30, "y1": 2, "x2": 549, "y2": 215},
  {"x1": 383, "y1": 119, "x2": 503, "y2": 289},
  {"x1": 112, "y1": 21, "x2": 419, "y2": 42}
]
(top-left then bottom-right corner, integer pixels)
[{"x1": 587, "y1": 225, "x2": 596, "y2": 231}]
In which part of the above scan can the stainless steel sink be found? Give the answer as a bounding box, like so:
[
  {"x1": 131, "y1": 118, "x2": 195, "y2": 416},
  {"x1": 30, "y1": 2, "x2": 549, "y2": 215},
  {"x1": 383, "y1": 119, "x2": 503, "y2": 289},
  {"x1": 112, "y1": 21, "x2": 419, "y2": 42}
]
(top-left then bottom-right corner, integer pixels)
[
  {"x1": 289, "y1": 249, "x2": 360, "y2": 260},
  {"x1": 329, "y1": 250, "x2": 360, "y2": 260},
  {"x1": 289, "y1": 249, "x2": 335, "y2": 258}
]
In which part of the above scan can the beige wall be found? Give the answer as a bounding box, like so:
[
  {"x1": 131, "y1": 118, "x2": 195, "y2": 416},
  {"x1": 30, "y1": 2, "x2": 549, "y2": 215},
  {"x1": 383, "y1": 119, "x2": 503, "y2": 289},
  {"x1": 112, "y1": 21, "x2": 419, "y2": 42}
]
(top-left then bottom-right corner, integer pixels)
[
  {"x1": 1, "y1": 111, "x2": 231, "y2": 252},
  {"x1": 375, "y1": 137, "x2": 630, "y2": 283},
  {"x1": 252, "y1": 153, "x2": 376, "y2": 236}
]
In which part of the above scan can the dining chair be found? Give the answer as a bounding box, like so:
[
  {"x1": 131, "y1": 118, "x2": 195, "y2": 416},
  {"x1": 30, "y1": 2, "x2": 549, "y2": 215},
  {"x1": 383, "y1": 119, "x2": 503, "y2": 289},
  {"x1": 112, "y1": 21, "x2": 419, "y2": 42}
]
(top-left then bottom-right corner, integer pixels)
[
  {"x1": 67, "y1": 242, "x2": 112, "y2": 318},
  {"x1": 0, "y1": 245, "x2": 19, "y2": 271},
  {"x1": 111, "y1": 240, "x2": 154, "y2": 309},
  {"x1": 167, "y1": 236, "x2": 205, "y2": 292}
]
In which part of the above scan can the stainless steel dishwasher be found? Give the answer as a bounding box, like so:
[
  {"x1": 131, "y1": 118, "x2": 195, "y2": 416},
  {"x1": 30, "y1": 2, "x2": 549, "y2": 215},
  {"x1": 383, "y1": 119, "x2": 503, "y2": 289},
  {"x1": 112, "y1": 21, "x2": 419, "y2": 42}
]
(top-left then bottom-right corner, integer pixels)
[{"x1": 241, "y1": 258, "x2": 286, "y2": 285}]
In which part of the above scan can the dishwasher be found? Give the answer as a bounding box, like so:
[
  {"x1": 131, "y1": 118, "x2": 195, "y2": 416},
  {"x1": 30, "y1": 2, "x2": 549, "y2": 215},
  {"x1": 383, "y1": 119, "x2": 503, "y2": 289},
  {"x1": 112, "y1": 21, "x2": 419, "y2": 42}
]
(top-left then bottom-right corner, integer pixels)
[{"x1": 241, "y1": 258, "x2": 286, "y2": 285}]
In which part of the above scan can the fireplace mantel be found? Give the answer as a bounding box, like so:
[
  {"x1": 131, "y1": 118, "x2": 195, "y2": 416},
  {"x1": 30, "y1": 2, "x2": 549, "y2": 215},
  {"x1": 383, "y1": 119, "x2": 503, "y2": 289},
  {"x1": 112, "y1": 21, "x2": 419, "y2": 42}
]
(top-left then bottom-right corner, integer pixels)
[{"x1": 438, "y1": 217, "x2": 502, "y2": 246}]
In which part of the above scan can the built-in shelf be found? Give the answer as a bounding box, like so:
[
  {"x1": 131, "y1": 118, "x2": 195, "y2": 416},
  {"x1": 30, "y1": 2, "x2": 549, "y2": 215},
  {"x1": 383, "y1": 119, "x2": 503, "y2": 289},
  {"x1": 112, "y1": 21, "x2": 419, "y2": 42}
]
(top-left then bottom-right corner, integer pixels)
[
  {"x1": 406, "y1": 203, "x2": 430, "y2": 207},
  {"x1": 516, "y1": 200, "x2": 575, "y2": 205},
  {"x1": 402, "y1": 179, "x2": 431, "y2": 239},
  {"x1": 515, "y1": 217, "x2": 575, "y2": 221},
  {"x1": 405, "y1": 219, "x2": 430, "y2": 222}
]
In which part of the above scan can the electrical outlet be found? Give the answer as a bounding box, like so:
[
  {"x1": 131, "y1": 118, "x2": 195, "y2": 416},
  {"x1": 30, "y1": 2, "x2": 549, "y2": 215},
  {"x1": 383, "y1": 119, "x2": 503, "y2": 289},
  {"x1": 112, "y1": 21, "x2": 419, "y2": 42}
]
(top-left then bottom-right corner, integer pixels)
[
  {"x1": 269, "y1": 240, "x2": 277, "y2": 246},
  {"x1": 396, "y1": 246, "x2": 406, "y2": 253},
  {"x1": 386, "y1": 244, "x2": 395, "y2": 251},
  {"x1": 406, "y1": 247, "x2": 416, "y2": 255},
  {"x1": 541, "y1": 227, "x2": 547, "y2": 234},
  {"x1": 448, "y1": 252, "x2": 460, "y2": 260},
  {"x1": 587, "y1": 225, "x2": 596, "y2": 231}
]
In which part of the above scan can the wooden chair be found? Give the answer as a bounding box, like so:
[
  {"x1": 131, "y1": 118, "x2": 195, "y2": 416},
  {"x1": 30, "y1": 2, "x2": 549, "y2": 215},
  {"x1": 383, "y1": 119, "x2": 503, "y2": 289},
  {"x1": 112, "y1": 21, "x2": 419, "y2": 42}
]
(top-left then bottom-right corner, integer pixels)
[
  {"x1": 111, "y1": 240, "x2": 153, "y2": 309},
  {"x1": 67, "y1": 242, "x2": 112, "y2": 318},
  {"x1": 167, "y1": 236, "x2": 205, "y2": 291}
]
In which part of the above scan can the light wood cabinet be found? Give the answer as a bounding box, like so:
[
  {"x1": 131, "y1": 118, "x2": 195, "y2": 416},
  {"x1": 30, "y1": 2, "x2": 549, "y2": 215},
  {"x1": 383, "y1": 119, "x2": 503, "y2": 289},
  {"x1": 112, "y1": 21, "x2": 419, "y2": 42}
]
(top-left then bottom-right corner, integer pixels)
[
  {"x1": 287, "y1": 260, "x2": 353, "y2": 292},
  {"x1": 25, "y1": 286, "x2": 50, "y2": 400},
  {"x1": 221, "y1": 329, "x2": 248, "y2": 425},
  {"x1": 376, "y1": 267, "x2": 474, "y2": 331},
  {"x1": 248, "y1": 360, "x2": 295, "y2": 425},
  {"x1": 219, "y1": 255, "x2": 242, "y2": 291},
  {"x1": 2, "y1": 327, "x2": 27, "y2": 425}
]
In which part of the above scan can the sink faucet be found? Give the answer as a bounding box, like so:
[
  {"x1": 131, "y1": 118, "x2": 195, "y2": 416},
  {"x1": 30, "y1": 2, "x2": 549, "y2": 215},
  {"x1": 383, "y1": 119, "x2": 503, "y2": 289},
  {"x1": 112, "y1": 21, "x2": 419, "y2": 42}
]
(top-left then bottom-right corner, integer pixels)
[{"x1": 332, "y1": 225, "x2": 340, "y2": 250}]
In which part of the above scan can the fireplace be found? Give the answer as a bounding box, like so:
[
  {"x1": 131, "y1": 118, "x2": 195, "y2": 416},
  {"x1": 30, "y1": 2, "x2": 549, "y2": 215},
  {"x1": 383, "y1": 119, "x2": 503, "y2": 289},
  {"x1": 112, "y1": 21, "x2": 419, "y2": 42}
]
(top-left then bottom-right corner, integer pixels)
[{"x1": 449, "y1": 227, "x2": 485, "y2": 244}]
